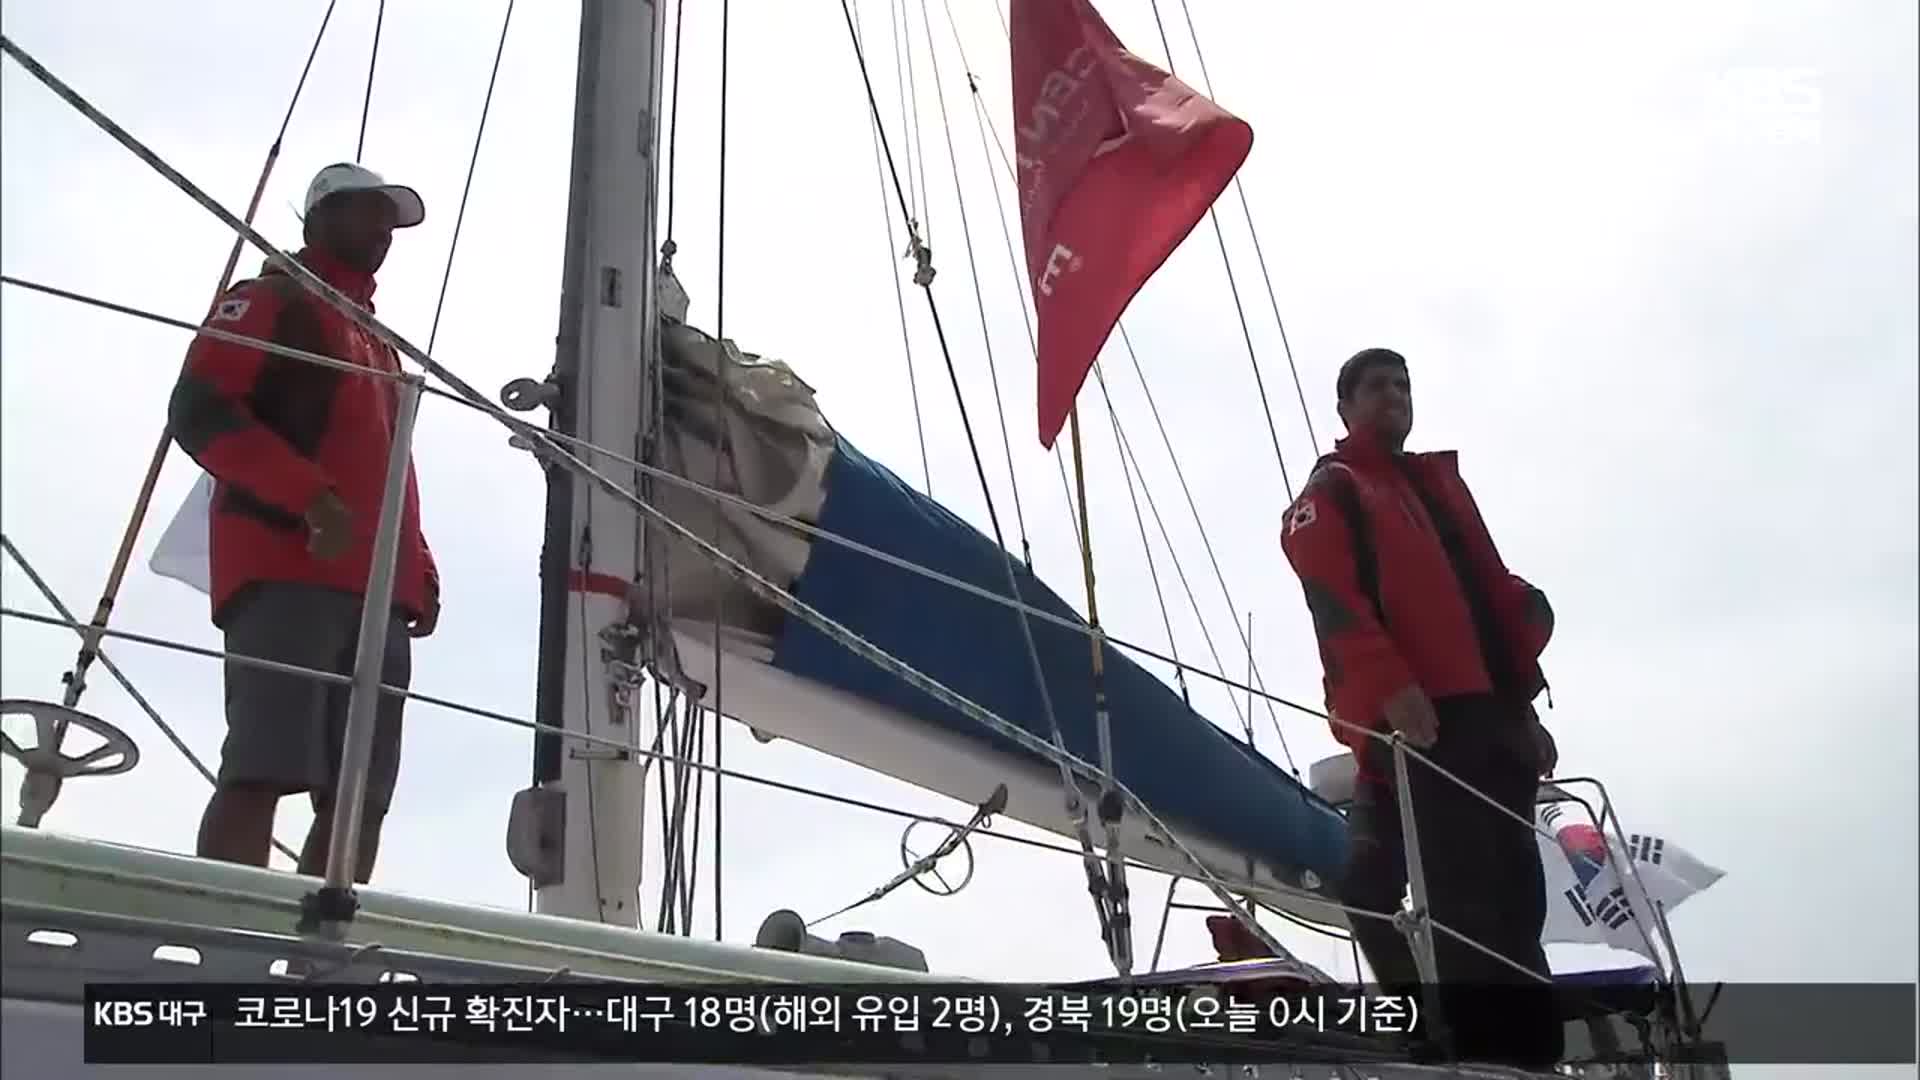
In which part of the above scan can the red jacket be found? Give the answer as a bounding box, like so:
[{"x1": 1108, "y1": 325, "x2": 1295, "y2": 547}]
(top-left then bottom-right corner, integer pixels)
[
  {"x1": 1279, "y1": 432, "x2": 1550, "y2": 778},
  {"x1": 167, "y1": 247, "x2": 437, "y2": 627}
]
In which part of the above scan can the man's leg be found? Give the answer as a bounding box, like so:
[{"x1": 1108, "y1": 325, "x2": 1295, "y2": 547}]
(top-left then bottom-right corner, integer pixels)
[
  {"x1": 1401, "y1": 694, "x2": 1536, "y2": 1060},
  {"x1": 196, "y1": 783, "x2": 281, "y2": 867},
  {"x1": 1412, "y1": 694, "x2": 1566, "y2": 1065},
  {"x1": 200, "y1": 585, "x2": 347, "y2": 867},
  {"x1": 1482, "y1": 704, "x2": 1563, "y2": 1065},
  {"x1": 300, "y1": 605, "x2": 411, "y2": 884}
]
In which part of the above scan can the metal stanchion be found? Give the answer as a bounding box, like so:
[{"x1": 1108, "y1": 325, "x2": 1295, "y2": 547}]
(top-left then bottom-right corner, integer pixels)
[
  {"x1": 299, "y1": 374, "x2": 426, "y2": 940},
  {"x1": 1390, "y1": 734, "x2": 1450, "y2": 1052}
]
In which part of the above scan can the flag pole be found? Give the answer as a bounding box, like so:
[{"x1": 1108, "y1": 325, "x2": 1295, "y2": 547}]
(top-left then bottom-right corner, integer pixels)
[
  {"x1": 52, "y1": 143, "x2": 282, "y2": 719},
  {"x1": 1065, "y1": 404, "x2": 1132, "y2": 974}
]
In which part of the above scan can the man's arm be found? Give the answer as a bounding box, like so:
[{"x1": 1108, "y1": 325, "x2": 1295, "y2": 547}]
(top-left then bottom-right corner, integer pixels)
[
  {"x1": 407, "y1": 464, "x2": 441, "y2": 636},
  {"x1": 167, "y1": 281, "x2": 333, "y2": 516},
  {"x1": 1508, "y1": 574, "x2": 1554, "y2": 661},
  {"x1": 1280, "y1": 466, "x2": 1417, "y2": 742},
  {"x1": 1446, "y1": 468, "x2": 1555, "y2": 695}
]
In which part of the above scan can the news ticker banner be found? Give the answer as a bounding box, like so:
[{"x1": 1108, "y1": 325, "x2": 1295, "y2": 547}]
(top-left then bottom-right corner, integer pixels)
[{"x1": 83, "y1": 981, "x2": 1916, "y2": 1066}]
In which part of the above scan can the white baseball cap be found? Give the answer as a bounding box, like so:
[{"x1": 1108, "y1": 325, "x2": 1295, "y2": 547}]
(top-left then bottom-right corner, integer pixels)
[{"x1": 303, "y1": 162, "x2": 425, "y2": 228}]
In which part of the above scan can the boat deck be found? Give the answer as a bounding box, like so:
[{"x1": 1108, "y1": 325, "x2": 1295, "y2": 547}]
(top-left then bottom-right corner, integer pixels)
[{"x1": 2, "y1": 824, "x2": 1559, "y2": 1079}]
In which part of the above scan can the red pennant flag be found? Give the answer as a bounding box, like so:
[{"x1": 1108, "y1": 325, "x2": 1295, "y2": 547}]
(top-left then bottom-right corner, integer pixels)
[{"x1": 1011, "y1": 0, "x2": 1253, "y2": 449}]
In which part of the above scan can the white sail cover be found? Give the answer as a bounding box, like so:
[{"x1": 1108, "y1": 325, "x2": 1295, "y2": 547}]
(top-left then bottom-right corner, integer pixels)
[{"x1": 1536, "y1": 801, "x2": 1724, "y2": 960}]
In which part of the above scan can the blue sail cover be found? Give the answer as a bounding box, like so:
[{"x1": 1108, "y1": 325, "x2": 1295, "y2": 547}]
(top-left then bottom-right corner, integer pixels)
[{"x1": 772, "y1": 437, "x2": 1350, "y2": 883}]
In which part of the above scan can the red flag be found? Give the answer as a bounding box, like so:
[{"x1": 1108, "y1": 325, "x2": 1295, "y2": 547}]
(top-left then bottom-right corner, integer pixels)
[{"x1": 1012, "y1": 0, "x2": 1253, "y2": 449}]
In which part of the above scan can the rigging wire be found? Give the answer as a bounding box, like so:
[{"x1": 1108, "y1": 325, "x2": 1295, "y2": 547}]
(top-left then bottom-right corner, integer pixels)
[
  {"x1": 933, "y1": 0, "x2": 1088, "y2": 566},
  {"x1": 1099, "y1": 359, "x2": 1251, "y2": 735},
  {"x1": 836, "y1": 1, "x2": 1071, "y2": 770},
  {"x1": 708, "y1": 0, "x2": 733, "y2": 945},
  {"x1": 664, "y1": 2, "x2": 698, "y2": 940},
  {"x1": 1091, "y1": 368, "x2": 1190, "y2": 705},
  {"x1": 887, "y1": 0, "x2": 920, "y2": 232},
  {"x1": 661, "y1": 0, "x2": 687, "y2": 248},
  {"x1": 1139, "y1": 2, "x2": 1294, "y2": 500},
  {"x1": 962, "y1": 84, "x2": 1081, "y2": 544},
  {"x1": 650, "y1": 0, "x2": 697, "y2": 934},
  {"x1": 897, "y1": 0, "x2": 933, "y2": 239},
  {"x1": 937, "y1": 6, "x2": 1256, "y2": 741},
  {"x1": 665, "y1": 696, "x2": 705, "y2": 933},
  {"x1": 0, "y1": 274, "x2": 1332, "y2": 726},
  {"x1": 847, "y1": 0, "x2": 1158, "y2": 977},
  {"x1": 356, "y1": 0, "x2": 386, "y2": 163},
  {"x1": 1116, "y1": 324, "x2": 1297, "y2": 774},
  {"x1": 842, "y1": 0, "x2": 1146, "y2": 971},
  {"x1": 0, "y1": 535, "x2": 301, "y2": 864},
  {"x1": 937, "y1": 0, "x2": 1189, "y2": 711},
  {"x1": 916, "y1": 0, "x2": 1033, "y2": 569},
  {"x1": 425, "y1": 0, "x2": 515, "y2": 354},
  {"x1": 852, "y1": 0, "x2": 934, "y2": 496},
  {"x1": 1168, "y1": 0, "x2": 1319, "y2": 458},
  {"x1": 931, "y1": 1, "x2": 1080, "y2": 545}
]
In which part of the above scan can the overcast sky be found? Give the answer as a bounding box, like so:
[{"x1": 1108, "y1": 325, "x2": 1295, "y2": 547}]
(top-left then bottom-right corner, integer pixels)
[{"x1": 2, "y1": 0, "x2": 1915, "y2": 1074}]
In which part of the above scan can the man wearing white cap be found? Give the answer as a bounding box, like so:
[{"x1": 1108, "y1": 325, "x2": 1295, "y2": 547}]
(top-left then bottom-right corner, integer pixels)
[{"x1": 167, "y1": 162, "x2": 436, "y2": 885}]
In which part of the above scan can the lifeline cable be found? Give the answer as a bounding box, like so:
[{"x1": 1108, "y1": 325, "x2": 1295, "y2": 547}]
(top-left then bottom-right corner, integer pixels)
[
  {"x1": 0, "y1": 271, "x2": 1333, "y2": 728},
  {"x1": 7, "y1": 596, "x2": 1563, "y2": 992}
]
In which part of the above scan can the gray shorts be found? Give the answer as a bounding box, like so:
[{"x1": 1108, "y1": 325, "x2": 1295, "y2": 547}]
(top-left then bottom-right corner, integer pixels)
[{"x1": 218, "y1": 582, "x2": 411, "y2": 815}]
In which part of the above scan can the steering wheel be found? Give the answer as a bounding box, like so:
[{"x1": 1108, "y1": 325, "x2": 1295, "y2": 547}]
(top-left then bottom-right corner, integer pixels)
[
  {"x1": 0, "y1": 698, "x2": 140, "y2": 781},
  {"x1": 898, "y1": 817, "x2": 976, "y2": 898}
]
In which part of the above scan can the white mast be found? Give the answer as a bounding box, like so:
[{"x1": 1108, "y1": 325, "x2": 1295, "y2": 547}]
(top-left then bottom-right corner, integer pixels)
[{"x1": 503, "y1": 0, "x2": 668, "y2": 927}]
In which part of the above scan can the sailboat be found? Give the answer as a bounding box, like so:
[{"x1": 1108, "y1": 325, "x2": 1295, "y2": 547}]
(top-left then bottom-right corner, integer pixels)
[{"x1": 0, "y1": 0, "x2": 1727, "y2": 1075}]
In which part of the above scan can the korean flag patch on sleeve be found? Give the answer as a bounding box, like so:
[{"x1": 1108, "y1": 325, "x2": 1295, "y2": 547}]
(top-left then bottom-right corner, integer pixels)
[{"x1": 1285, "y1": 496, "x2": 1318, "y2": 536}]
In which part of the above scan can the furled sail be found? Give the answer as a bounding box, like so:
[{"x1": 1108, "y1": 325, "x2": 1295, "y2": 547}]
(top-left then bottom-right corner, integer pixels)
[{"x1": 646, "y1": 319, "x2": 1351, "y2": 912}]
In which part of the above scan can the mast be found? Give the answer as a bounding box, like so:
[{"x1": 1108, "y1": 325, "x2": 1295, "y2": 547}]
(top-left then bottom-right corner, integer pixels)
[{"x1": 504, "y1": 0, "x2": 668, "y2": 926}]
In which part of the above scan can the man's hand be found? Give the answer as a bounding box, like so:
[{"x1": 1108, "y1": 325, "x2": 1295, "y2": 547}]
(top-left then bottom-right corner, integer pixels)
[
  {"x1": 1381, "y1": 683, "x2": 1439, "y2": 748},
  {"x1": 303, "y1": 490, "x2": 353, "y2": 561},
  {"x1": 409, "y1": 577, "x2": 440, "y2": 638},
  {"x1": 1528, "y1": 708, "x2": 1558, "y2": 776}
]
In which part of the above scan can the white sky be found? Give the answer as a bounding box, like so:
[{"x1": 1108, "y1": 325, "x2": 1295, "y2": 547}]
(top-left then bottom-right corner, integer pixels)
[{"x1": 2, "y1": 0, "x2": 1916, "y2": 1074}]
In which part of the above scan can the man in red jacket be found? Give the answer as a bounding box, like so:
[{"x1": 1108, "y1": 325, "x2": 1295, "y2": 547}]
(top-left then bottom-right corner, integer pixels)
[
  {"x1": 168, "y1": 162, "x2": 437, "y2": 885},
  {"x1": 1281, "y1": 347, "x2": 1561, "y2": 1065}
]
